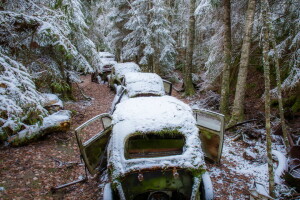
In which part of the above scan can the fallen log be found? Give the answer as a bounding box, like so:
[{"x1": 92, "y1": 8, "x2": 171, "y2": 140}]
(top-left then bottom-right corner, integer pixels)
[{"x1": 8, "y1": 110, "x2": 71, "y2": 146}]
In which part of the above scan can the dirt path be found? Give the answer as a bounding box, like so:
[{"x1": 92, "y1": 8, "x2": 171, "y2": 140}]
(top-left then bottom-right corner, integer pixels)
[{"x1": 0, "y1": 75, "x2": 114, "y2": 199}]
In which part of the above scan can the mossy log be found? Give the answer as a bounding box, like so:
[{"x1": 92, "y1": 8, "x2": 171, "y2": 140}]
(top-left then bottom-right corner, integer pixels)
[{"x1": 8, "y1": 110, "x2": 71, "y2": 146}]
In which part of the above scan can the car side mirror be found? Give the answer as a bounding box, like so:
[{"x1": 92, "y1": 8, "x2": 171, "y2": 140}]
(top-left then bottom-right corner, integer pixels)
[{"x1": 163, "y1": 80, "x2": 172, "y2": 95}]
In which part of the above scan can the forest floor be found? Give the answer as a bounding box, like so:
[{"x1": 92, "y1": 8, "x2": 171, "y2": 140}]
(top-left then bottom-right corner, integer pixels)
[{"x1": 0, "y1": 74, "x2": 294, "y2": 199}]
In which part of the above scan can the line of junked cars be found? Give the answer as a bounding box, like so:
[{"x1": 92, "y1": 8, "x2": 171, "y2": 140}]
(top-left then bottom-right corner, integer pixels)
[{"x1": 75, "y1": 52, "x2": 225, "y2": 200}]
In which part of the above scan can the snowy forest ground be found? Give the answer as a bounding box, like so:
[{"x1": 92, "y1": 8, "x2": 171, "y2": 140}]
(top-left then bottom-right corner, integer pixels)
[{"x1": 0, "y1": 75, "x2": 293, "y2": 199}]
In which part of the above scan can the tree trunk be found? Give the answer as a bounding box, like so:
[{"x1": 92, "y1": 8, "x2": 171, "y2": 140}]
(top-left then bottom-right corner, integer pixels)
[
  {"x1": 261, "y1": 1, "x2": 275, "y2": 197},
  {"x1": 229, "y1": 0, "x2": 256, "y2": 126},
  {"x1": 264, "y1": 0, "x2": 290, "y2": 149},
  {"x1": 184, "y1": 0, "x2": 196, "y2": 96},
  {"x1": 220, "y1": 0, "x2": 232, "y2": 117}
]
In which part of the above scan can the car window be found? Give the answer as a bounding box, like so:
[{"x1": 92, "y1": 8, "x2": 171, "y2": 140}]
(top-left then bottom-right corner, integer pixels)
[
  {"x1": 75, "y1": 113, "x2": 112, "y2": 175},
  {"x1": 125, "y1": 131, "x2": 185, "y2": 159},
  {"x1": 193, "y1": 109, "x2": 224, "y2": 163},
  {"x1": 163, "y1": 80, "x2": 172, "y2": 95}
]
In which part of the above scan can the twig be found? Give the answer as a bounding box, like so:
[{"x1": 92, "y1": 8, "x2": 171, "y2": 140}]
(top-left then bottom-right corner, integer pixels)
[
  {"x1": 53, "y1": 135, "x2": 71, "y2": 142},
  {"x1": 225, "y1": 119, "x2": 257, "y2": 131},
  {"x1": 232, "y1": 134, "x2": 241, "y2": 141},
  {"x1": 49, "y1": 156, "x2": 81, "y2": 168},
  {"x1": 173, "y1": 86, "x2": 184, "y2": 92},
  {"x1": 51, "y1": 176, "x2": 88, "y2": 193},
  {"x1": 75, "y1": 82, "x2": 92, "y2": 101}
]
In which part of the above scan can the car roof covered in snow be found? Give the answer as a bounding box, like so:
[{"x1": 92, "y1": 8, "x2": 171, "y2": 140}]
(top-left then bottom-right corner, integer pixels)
[
  {"x1": 124, "y1": 72, "x2": 165, "y2": 97},
  {"x1": 100, "y1": 58, "x2": 117, "y2": 65},
  {"x1": 108, "y1": 96, "x2": 205, "y2": 180},
  {"x1": 98, "y1": 52, "x2": 114, "y2": 58},
  {"x1": 114, "y1": 62, "x2": 140, "y2": 77}
]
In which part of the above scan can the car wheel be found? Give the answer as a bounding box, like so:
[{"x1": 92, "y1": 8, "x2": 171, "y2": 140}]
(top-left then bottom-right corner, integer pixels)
[
  {"x1": 200, "y1": 172, "x2": 214, "y2": 200},
  {"x1": 103, "y1": 183, "x2": 114, "y2": 200}
]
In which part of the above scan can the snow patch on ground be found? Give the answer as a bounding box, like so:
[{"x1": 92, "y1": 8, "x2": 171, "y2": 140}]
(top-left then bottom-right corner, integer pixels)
[{"x1": 208, "y1": 134, "x2": 291, "y2": 199}]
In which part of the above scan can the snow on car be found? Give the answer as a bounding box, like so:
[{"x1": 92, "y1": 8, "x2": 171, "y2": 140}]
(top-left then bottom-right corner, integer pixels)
[
  {"x1": 75, "y1": 95, "x2": 218, "y2": 199},
  {"x1": 114, "y1": 62, "x2": 141, "y2": 79},
  {"x1": 99, "y1": 52, "x2": 115, "y2": 61},
  {"x1": 123, "y1": 72, "x2": 165, "y2": 98},
  {"x1": 108, "y1": 96, "x2": 214, "y2": 199},
  {"x1": 92, "y1": 52, "x2": 117, "y2": 83},
  {"x1": 110, "y1": 72, "x2": 166, "y2": 113},
  {"x1": 108, "y1": 62, "x2": 141, "y2": 90}
]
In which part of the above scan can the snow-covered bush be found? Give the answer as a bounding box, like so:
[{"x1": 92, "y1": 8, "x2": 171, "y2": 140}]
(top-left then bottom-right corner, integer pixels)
[
  {"x1": 0, "y1": 0, "x2": 105, "y2": 144},
  {"x1": 0, "y1": 53, "x2": 47, "y2": 141}
]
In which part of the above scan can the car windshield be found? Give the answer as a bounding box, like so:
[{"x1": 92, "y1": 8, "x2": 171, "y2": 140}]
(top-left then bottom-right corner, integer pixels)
[{"x1": 125, "y1": 131, "x2": 185, "y2": 159}]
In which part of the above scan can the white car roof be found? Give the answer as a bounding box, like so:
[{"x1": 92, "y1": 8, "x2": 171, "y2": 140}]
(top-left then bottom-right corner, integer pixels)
[
  {"x1": 108, "y1": 96, "x2": 205, "y2": 180},
  {"x1": 114, "y1": 62, "x2": 140, "y2": 77},
  {"x1": 124, "y1": 72, "x2": 165, "y2": 97},
  {"x1": 98, "y1": 52, "x2": 114, "y2": 58}
]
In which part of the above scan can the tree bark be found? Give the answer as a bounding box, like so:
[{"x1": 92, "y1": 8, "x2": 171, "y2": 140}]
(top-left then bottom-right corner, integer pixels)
[
  {"x1": 264, "y1": 0, "x2": 290, "y2": 149},
  {"x1": 229, "y1": 0, "x2": 256, "y2": 126},
  {"x1": 220, "y1": 0, "x2": 232, "y2": 117},
  {"x1": 261, "y1": 0, "x2": 275, "y2": 197},
  {"x1": 184, "y1": 0, "x2": 196, "y2": 96}
]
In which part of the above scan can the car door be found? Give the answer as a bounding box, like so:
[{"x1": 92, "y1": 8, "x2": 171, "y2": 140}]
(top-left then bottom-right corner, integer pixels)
[
  {"x1": 75, "y1": 113, "x2": 112, "y2": 175},
  {"x1": 193, "y1": 109, "x2": 224, "y2": 163},
  {"x1": 163, "y1": 80, "x2": 172, "y2": 95}
]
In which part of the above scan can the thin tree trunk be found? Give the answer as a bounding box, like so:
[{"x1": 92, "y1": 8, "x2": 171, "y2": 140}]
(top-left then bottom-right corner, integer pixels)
[
  {"x1": 229, "y1": 0, "x2": 256, "y2": 126},
  {"x1": 220, "y1": 0, "x2": 232, "y2": 117},
  {"x1": 184, "y1": 0, "x2": 196, "y2": 96},
  {"x1": 262, "y1": 0, "x2": 275, "y2": 196},
  {"x1": 264, "y1": 0, "x2": 290, "y2": 149}
]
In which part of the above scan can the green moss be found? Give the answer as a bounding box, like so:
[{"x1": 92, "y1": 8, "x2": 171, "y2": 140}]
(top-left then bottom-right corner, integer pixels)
[
  {"x1": 69, "y1": 109, "x2": 78, "y2": 116},
  {"x1": 200, "y1": 128, "x2": 215, "y2": 140},
  {"x1": 247, "y1": 82, "x2": 256, "y2": 89},
  {"x1": 50, "y1": 81, "x2": 73, "y2": 100},
  {"x1": 189, "y1": 167, "x2": 206, "y2": 177},
  {"x1": 133, "y1": 129, "x2": 183, "y2": 137},
  {"x1": 54, "y1": 0, "x2": 64, "y2": 9},
  {"x1": 0, "y1": 128, "x2": 8, "y2": 142},
  {"x1": 121, "y1": 169, "x2": 195, "y2": 199},
  {"x1": 255, "y1": 65, "x2": 264, "y2": 73},
  {"x1": 175, "y1": 63, "x2": 185, "y2": 71},
  {"x1": 271, "y1": 99, "x2": 279, "y2": 108},
  {"x1": 23, "y1": 109, "x2": 43, "y2": 125},
  {"x1": 0, "y1": 111, "x2": 8, "y2": 120},
  {"x1": 291, "y1": 96, "x2": 300, "y2": 113},
  {"x1": 284, "y1": 95, "x2": 297, "y2": 109}
]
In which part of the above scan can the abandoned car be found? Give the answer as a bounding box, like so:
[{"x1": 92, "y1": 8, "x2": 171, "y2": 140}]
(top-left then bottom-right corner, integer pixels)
[
  {"x1": 75, "y1": 94, "x2": 226, "y2": 199},
  {"x1": 108, "y1": 62, "x2": 141, "y2": 91},
  {"x1": 110, "y1": 72, "x2": 173, "y2": 112},
  {"x1": 98, "y1": 52, "x2": 117, "y2": 81}
]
